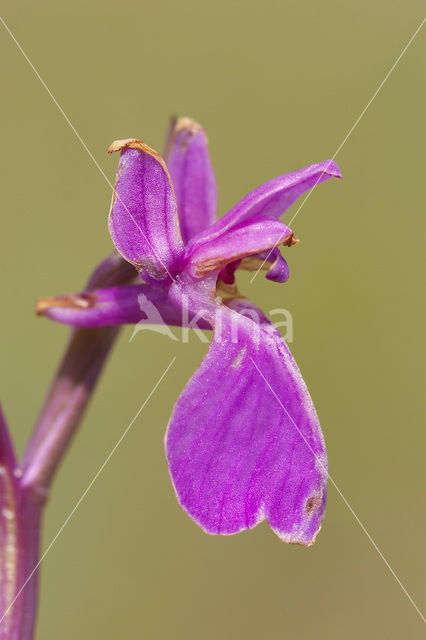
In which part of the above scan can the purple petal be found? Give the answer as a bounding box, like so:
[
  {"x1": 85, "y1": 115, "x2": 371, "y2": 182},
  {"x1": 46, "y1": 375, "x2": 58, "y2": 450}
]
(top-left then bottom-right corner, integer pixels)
[
  {"x1": 189, "y1": 160, "x2": 341, "y2": 246},
  {"x1": 186, "y1": 216, "x2": 296, "y2": 278},
  {"x1": 166, "y1": 118, "x2": 218, "y2": 244},
  {"x1": 245, "y1": 248, "x2": 290, "y2": 283},
  {"x1": 36, "y1": 284, "x2": 212, "y2": 330},
  {"x1": 108, "y1": 139, "x2": 184, "y2": 280},
  {"x1": 264, "y1": 249, "x2": 289, "y2": 283},
  {"x1": 224, "y1": 248, "x2": 290, "y2": 285},
  {"x1": 165, "y1": 296, "x2": 327, "y2": 545}
]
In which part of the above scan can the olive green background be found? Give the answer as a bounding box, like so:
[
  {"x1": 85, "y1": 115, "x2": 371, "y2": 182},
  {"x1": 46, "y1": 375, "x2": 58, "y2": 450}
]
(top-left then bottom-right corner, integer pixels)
[{"x1": 1, "y1": 1, "x2": 425, "y2": 638}]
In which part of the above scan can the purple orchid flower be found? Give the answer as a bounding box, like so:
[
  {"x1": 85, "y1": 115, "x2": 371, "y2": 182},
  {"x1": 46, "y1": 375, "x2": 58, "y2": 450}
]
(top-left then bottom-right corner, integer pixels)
[{"x1": 39, "y1": 118, "x2": 341, "y2": 545}]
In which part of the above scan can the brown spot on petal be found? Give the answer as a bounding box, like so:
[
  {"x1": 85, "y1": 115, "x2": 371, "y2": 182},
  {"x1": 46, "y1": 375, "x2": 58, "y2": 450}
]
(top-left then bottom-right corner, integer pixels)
[{"x1": 305, "y1": 494, "x2": 321, "y2": 516}]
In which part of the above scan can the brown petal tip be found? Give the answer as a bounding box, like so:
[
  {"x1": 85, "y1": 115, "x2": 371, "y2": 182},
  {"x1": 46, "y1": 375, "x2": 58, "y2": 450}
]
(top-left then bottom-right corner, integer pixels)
[
  {"x1": 174, "y1": 117, "x2": 204, "y2": 137},
  {"x1": 108, "y1": 139, "x2": 168, "y2": 175},
  {"x1": 282, "y1": 233, "x2": 299, "y2": 247},
  {"x1": 108, "y1": 138, "x2": 162, "y2": 159},
  {"x1": 36, "y1": 293, "x2": 97, "y2": 316},
  {"x1": 165, "y1": 117, "x2": 207, "y2": 156},
  {"x1": 108, "y1": 138, "x2": 138, "y2": 154}
]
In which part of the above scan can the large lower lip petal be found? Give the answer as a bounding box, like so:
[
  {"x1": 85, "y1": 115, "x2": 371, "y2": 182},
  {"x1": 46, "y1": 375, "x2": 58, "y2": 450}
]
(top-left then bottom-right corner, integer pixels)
[{"x1": 165, "y1": 287, "x2": 327, "y2": 545}]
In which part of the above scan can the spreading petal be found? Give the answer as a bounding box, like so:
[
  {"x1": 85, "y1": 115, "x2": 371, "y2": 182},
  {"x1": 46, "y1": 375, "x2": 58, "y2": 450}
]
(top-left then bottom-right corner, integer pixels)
[
  {"x1": 165, "y1": 292, "x2": 327, "y2": 545},
  {"x1": 186, "y1": 216, "x2": 297, "y2": 278},
  {"x1": 189, "y1": 160, "x2": 341, "y2": 246},
  {"x1": 166, "y1": 118, "x2": 218, "y2": 244},
  {"x1": 108, "y1": 139, "x2": 184, "y2": 280},
  {"x1": 36, "y1": 284, "x2": 211, "y2": 330}
]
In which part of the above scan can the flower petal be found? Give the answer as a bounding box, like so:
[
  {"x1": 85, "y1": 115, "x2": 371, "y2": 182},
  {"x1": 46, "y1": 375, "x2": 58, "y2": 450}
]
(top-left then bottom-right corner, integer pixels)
[
  {"x1": 108, "y1": 139, "x2": 184, "y2": 280},
  {"x1": 36, "y1": 284, "x2": 212, "y2": 330},
  {"x1": 166, "y1": 118, "x2": 218, "y2": 244},
  {"x1": 239, "y1": 248, "x2": 290, "y2": 283},
  {"x1": 186, "y1": 216, "x2": 296, "y2": 278},
  {"x1": 165, "y1": 296, "x2": 327, "y2": 545},
  {"x1": 189, "y1": 160, "x2": 341, "y2": 246},
  {"x1": 37, "y1": 285, "x2": 181, "y2": 329}
]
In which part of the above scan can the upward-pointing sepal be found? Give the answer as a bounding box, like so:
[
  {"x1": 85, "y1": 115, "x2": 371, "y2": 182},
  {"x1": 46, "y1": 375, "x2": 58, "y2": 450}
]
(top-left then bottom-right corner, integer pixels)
[{"x1": 108, "y1": 139, "x2": 184, "y2": 281}]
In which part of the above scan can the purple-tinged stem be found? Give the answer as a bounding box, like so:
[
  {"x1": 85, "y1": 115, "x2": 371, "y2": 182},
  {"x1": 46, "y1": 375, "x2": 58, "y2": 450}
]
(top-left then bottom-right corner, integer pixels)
[
  {"x1": 21, "y1": 253, "x2": 136, "y2": 495},
  {"x1": 0, "y1": 404, "x2": 21, "y2": 639},
  {"x1": 20, "y1": 324, "x2": 120, "y2": 496},
  {"x1": 0, "y1": 406, "x2": 41, "y2": 640},
  {"x1": 0, "y1": 252, "x2": 136, "y2": 640}
]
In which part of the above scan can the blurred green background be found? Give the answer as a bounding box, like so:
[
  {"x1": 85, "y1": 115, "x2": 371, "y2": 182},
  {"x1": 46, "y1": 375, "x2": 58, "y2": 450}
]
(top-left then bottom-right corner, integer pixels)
[{"x1": 1, "y1": 1, "x2": 425, "y2": 638}]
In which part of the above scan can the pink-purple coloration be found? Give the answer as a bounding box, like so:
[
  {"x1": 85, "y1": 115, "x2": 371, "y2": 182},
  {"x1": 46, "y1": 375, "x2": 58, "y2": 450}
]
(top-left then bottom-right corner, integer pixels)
[
  {"x1": 0, "y1": 253, "x2": 137, "y2": 639},
  {"x1": 166, "y1": 121, "x2": 218, "y2": 244},
  {"x1": 0, "y1": 407, "x2": 41, "y2": 640},
  {"x1": 39, "y1": 118, "x2": 341, "y2": 545}
]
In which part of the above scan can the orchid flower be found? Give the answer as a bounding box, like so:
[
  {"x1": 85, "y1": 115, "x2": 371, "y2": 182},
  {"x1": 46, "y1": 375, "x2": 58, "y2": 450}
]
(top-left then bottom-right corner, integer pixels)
[{"x1": 39, "y1": 118, "x2": 341, "y2": 545}]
